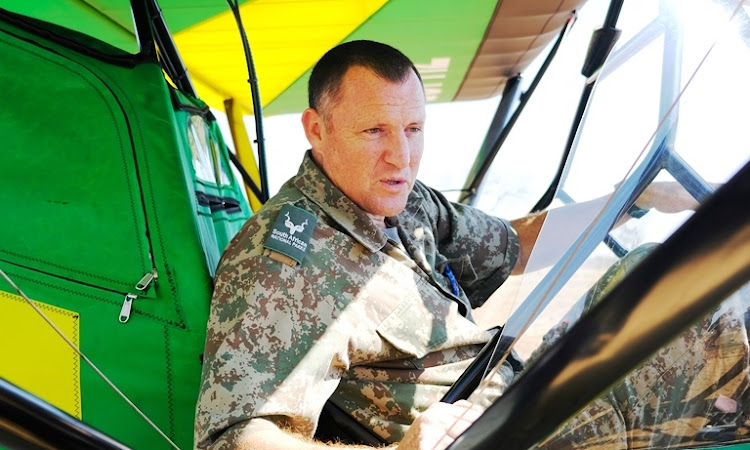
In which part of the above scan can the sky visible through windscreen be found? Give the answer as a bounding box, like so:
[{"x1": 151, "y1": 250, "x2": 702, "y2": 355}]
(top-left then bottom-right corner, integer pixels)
[
  {"x1": 212, "y1": 0, "x2": 750, "y2": 358},
  {"x1": 214, "y1": 0, "x2": 639, "y2": 218},
  {"x1": 215, "y1": 0, "x2": 749, "y2": 221}
]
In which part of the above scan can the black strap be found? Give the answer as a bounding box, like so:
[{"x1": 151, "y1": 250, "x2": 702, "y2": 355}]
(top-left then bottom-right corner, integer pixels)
[{"x1": 315, "y1": 401, "x2": 387, "y2": 446}]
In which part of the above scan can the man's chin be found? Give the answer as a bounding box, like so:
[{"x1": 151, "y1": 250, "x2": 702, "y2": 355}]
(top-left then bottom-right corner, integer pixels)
[{"x1": 373, "y1": 200, "x2": 409, "y2": 218}]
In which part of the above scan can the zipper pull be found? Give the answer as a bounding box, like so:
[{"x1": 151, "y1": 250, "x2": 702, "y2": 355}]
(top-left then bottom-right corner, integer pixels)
[
  {"x1": 119, "y1": 293, "x2": 138, "y2": 323},
  {"x1": 135, "y1": 269, "x2": 158, "y2": 292}
]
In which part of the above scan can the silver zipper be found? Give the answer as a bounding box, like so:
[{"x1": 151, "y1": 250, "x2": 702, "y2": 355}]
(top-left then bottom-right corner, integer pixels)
[
  {"x1": 119, "y1": 293, "x2": 138, "y2": 323},
  {"x1": 135, "y1": 269, "x2": 158, "y2": 291},
  {"x1": 119, "y1": 270, "x2": 157, "y2": 323}
]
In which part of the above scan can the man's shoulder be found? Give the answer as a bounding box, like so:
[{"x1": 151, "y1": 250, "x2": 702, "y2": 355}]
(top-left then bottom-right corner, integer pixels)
[
  {"x1": 257, "y1": 191, "x2": 320, "y2": 226},
  {"x1": 218, "y1": 187, "x2": 323, "y2": 265}
]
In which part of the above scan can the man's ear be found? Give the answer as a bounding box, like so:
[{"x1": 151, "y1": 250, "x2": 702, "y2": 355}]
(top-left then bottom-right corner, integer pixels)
[{"x1": 301, "y1": 108, "x2": 324, "y2": 148}]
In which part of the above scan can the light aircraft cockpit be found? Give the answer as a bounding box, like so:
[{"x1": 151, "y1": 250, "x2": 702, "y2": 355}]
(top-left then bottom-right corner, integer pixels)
[{"x1": 0, "y1": 0, "x2": 749, "y2": 449}]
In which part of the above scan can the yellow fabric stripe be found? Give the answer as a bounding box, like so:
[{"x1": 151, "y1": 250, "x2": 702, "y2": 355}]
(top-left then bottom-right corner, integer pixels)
[
  {"x1": 174, "y1": 0, "x2": 388, "y2": 114},
  {"x1": 0, "y1": 291, "x2": 81, "y2": 418}
]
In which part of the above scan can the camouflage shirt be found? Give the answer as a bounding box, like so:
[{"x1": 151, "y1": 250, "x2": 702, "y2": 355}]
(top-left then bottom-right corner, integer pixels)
[
  {"x1": 194, "y1": 151, "x2": 519, "y2": 448},
  {"x1": 536, "y1": 287, "x2": 750, "y2": 449},
  {"x1": 531, "y1": 246, "x2": 750, "y2": 449}
]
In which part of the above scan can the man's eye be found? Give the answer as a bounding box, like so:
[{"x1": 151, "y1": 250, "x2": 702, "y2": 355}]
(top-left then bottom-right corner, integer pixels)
[
  {"x1": 408, "y1": 126, "x2": 422, "y2": 133},
  {"x1": 365, "y1": 128, "x2": 381, "y2": 134}
]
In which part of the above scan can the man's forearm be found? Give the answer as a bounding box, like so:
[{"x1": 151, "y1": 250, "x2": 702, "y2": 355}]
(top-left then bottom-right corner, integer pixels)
[
  {"x1": 203, "y1": 400, "x2": 480, "y2": 450},
  {"x1": 509, "y1": 181, "x2": 698, "y2": 274},
  {"x1": 206, "y1": 418, "x2": 386, "y2": 450},
  {"x1": 511, "y1": 198, "x2": 606, "y2": 273}
]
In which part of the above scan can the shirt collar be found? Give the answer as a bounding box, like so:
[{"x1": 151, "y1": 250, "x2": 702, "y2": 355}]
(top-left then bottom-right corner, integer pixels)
[
  {"x1": 293, "y1": 151, "x2": 424, "y2": 253},
  {"x1": 294, "y1": 151, "x2": 385, "y2": 252}
]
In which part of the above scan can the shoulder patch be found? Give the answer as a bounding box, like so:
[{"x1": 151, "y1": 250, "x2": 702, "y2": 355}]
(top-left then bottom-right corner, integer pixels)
[{"x1": 263, "y1": 204, "x2": 317, "y2": 266}]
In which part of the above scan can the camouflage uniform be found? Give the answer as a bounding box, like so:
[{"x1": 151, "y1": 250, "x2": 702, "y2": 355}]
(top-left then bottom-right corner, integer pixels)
[
  {"x1": 534, "y1": 246, "x2": 750, "y2": 449},
  {"x1": 194, "y1": 151, "x2": 519, "y2": 448},
  {"x1": 538, "y1": 291, "x2": 750, "y2": 449}
]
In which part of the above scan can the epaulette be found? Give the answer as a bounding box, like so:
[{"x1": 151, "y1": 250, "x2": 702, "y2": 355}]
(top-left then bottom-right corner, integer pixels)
[{"x1": 262, "y1": 204, "x2": 317, "y2": 267}]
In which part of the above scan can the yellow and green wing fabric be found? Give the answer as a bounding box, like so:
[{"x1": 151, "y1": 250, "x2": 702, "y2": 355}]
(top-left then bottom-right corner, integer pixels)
[
  {"x1": 2, "y1": 0, "x2": 586, "y2": 115},
  {"x1": 0, "y1": 1, "x2": 585, "y2": 448}
]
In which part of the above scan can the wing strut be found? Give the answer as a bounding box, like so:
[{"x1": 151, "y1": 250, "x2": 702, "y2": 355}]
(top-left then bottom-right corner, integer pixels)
[
  {"x1": 458, "y1": 13, "x2": 577, "y2": 206},
  {"x1": 531, "y1": 0, "x2": 624, "y2": 213}
]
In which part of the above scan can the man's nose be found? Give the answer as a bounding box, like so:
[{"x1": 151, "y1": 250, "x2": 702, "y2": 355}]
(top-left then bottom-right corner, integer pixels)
[{"x1": 383, "y1": 131, "x2": 410, "y2": 168}]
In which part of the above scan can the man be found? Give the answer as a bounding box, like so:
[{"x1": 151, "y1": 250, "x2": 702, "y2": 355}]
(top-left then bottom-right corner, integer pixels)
[{"x1": 195, "y1": 40, "x2": 736, "y2": 450}]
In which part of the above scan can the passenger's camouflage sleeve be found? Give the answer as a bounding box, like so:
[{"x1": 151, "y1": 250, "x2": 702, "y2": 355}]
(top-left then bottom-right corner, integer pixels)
[
  {"x1": 411, "y1": 181, "x2": 519, "y2": 308},
  {"x1": 194, "y1": 225, "x2": 343, "y2": 448},
  {"x1": 535, "y1": 285, "x2": 750, "y2": 449}
]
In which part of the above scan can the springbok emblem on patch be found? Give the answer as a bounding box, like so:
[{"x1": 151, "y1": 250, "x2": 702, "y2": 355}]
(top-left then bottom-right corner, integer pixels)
[{"x1": 284, "y1": 212, "x2": 308, "y2": 236}]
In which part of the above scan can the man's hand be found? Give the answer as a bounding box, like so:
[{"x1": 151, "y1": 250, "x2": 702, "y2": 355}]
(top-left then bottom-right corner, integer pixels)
[
  {"x1": 636, "y1": 181, "x2": 701, "y2": 213},
  {"x1": 397, "y1": 400, "x2": 483, "y2": 450}
]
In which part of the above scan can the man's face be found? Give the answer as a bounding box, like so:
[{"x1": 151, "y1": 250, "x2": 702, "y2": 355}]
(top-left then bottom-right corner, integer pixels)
[{"x1": 303, "y1": 65, "x2": 425, "y2": 220}]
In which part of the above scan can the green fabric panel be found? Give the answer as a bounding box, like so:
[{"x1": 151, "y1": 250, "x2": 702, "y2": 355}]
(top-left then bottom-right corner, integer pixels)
[
  {"x1": 0, "y1": 0, "x2": 253, "y2": 52},
  {"x1": 0, "y1": 0, "x2": 137, "y2": 52},
  {"x1": 197, "y1": 202, "x2": 223, "y2": 274},
  {"x1": 0, "y1": 13, "x2": 249, "y2": 449},
  {"x1": 80, "y1": 0, "x2": 254, "y2": 35},
  {"x1": 210, "y1": 120, "x2": 252, "y2": 250},
  {"x1": 170, "y1": 90, "x2": 252, "y2": 276},
  {"x1": 0, "y1": 25, "x2": 152, "y2": 293},
  {"x1": 0, "y1": 264, "x2": 200, "y2": 450},
  {"x1": 264, "y1": 0, "x2": 497, "y2": 115}
]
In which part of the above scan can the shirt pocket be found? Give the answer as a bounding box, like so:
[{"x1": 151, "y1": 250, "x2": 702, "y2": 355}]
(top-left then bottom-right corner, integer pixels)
[{"x1": 375, "y1": 277, "x2": 484, "y2": 359}]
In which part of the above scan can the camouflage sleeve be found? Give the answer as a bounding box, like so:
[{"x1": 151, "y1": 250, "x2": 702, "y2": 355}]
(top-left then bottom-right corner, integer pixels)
[
  {"x1": 413, "y1": 181, "x2": 519, "y2": 308},
  {"x1": 535, "y1": 287, "x2": 750, "y2": 449},
  {"x1": 194, "y1": 252, "x2": 344, "y2": 448}
]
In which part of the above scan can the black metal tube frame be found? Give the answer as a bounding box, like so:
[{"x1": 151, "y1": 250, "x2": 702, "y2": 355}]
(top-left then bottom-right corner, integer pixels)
[
  {"x1": 0, "y1": 377, "x2": 131, "y2": 450},
  {"x1": 227, "y1": 0, "x2": 270, "y2": 203},
  {"x1": 531, "y1": 0, "x2": 624, "y2": 213},
  {"x1": 458, "y1": 12, "x2": 577, "y2": 206}
]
